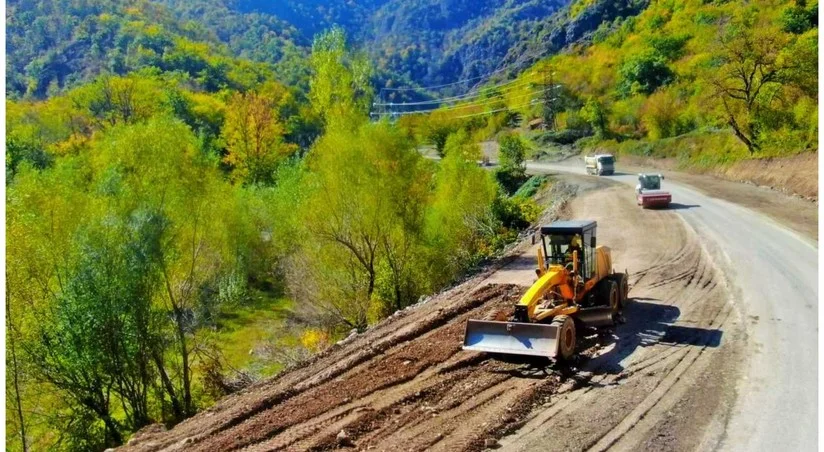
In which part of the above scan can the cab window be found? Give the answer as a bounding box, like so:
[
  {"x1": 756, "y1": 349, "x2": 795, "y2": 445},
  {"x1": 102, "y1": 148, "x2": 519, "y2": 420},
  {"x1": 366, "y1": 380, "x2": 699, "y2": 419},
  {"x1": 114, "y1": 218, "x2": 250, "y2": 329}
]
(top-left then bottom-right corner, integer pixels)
[
  {"x1": 583, "y1": 230, "x2": 594, "y2": 279},
  {"x1": 543, "y1": 234, "x2": 570, "y2": 265}
]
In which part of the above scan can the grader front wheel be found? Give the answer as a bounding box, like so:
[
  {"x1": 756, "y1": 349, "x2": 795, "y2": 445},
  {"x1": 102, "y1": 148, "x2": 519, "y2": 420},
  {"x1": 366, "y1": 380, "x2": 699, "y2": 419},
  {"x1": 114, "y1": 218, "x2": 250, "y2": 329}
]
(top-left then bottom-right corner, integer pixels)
[{"x1": 552, "y1": 315, "x2": 576, "y2": 360}]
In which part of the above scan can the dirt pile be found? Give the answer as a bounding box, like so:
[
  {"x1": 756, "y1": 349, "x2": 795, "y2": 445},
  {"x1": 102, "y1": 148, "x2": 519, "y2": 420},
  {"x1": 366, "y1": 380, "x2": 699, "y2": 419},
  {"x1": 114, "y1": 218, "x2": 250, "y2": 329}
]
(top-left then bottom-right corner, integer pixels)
[{"x1": 122, "y1": 283, "x2": 575, "y2": 451}]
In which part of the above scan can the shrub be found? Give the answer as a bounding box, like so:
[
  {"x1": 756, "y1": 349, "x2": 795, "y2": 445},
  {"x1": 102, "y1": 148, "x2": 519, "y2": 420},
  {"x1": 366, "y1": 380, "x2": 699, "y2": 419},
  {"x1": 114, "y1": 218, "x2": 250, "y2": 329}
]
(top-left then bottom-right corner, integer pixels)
[
  {"x1": 617, "y1": 49, "x2": 675, "y2": 97},
  {"x1": 649, "y1": 35, "x2": 691, "y2": 60},
  {"x1": 513, "y1": 175, "x2": 548, "y2": 198},
  {"x1": 641, "y1": 90, "x2": 697, "y2": 139},
  {"x1": 494, "y1": 168, "x2": 528, "y2": 195},
  {"x1": 492, "y1": 194, "x2": 541, "y2": 230},
  {"x1": 780, "y1": 5, "x2": 816, "y2": 34}
]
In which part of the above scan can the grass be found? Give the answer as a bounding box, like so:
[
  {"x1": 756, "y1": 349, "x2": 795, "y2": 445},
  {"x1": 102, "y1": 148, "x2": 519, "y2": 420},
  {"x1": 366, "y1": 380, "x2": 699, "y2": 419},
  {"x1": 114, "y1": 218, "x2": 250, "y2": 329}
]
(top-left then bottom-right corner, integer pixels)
[
  {"x1": 211, "y1": 290, "x2": 294, "y2": 378},
  {"x1": 513, "y1": 175, "x2": 548, "y2": 198}
]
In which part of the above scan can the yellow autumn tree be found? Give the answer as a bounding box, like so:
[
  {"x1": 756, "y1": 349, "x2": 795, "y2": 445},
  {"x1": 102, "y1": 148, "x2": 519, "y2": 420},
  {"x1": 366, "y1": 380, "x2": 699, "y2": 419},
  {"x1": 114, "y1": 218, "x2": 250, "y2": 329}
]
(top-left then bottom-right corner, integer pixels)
[{"x1": 221, "y1": 88, "x2": 296, "y2": 185}]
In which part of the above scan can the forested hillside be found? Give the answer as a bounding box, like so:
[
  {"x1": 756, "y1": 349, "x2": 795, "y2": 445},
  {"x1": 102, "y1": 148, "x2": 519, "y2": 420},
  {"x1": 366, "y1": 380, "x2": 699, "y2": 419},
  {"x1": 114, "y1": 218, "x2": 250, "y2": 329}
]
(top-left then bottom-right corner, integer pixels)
[
  {"x1": 7, "y1": 0, "x2": 649, "y2": 99},
  {"x1": 5, "y1": 0, "x2": 308, "y2": 98},
  {"x1": 182, "y1": 0, "x2": 649, "y2": 95},
  {"x1": 407, "y1": 0, "x2": 817, "y2": 172}
]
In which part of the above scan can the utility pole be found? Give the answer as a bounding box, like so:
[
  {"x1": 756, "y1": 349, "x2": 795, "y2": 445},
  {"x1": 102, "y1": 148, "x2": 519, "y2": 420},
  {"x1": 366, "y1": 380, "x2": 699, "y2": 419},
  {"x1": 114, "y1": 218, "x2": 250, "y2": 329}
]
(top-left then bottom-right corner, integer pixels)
[{"x1": 540, "y1": 66, "x2": 558, "y2": 131}]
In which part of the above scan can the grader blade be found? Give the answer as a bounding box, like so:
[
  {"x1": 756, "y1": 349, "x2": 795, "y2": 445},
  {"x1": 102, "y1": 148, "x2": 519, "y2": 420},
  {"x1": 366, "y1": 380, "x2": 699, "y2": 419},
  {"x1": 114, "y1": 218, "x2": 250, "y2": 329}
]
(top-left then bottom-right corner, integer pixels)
[{"x1": 462, "y1": 320, "x2": 560, "y2": 358}]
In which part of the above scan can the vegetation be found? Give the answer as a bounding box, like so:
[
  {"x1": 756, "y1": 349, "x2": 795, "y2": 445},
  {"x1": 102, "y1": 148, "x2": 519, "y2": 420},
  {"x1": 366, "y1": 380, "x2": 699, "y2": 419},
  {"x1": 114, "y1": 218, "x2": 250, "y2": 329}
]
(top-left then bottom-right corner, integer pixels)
[
  {"x1": 411, "y1": 0, "x2": 817, "y2": 168},
  {"x1": 7, "y1": 0, "x2": 648, "y2": 101},
  {"x1": 6, "y1": 26, "x2": 541, "y2": 451},
  {"x1": 7, "y1": 0, "x2": 818, "y2": 449},
  {"x1": 6, "y1": 0, "x2": 304, "y2": 99}
]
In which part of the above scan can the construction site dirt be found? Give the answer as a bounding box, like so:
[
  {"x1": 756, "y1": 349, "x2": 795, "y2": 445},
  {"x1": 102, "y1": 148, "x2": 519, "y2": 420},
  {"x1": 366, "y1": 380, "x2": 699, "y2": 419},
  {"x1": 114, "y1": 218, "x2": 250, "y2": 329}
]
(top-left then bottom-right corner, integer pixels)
[{"x1": 121, "y1": 178, "x2": 742, "y2": 452}]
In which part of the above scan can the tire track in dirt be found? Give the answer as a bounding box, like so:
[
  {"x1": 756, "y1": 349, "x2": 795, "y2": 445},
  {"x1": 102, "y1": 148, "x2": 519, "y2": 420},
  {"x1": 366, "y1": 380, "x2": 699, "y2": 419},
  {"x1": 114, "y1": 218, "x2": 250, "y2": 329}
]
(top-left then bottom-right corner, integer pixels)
[{"x1": 498, "y1": 185, "x2": 742, "y2": 452}]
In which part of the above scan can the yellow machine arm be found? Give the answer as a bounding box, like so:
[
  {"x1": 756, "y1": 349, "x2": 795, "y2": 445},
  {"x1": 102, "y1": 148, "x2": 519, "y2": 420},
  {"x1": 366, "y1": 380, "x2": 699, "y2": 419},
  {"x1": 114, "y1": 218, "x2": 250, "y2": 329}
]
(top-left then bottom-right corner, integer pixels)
[
  {"x1": 516, "y1": 246, "x2": 614, "y2": 322},
  {"x1": 517, "y1": 266, "x2": 572, "y2": 320}
]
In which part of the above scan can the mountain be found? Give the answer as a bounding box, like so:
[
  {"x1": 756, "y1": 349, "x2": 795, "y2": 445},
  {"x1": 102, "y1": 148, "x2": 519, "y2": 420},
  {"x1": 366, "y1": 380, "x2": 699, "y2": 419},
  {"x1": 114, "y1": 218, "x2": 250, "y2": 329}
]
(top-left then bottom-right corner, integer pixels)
[
  {"x1": 198, "y1": 0, "x2": 649, "y2": 95},
  {"x1": 5, "y1": 0, "x2": 308, "y2": 98},
  {"x1": 6, "y1": 0, "x2": 649, "y2": 99}
]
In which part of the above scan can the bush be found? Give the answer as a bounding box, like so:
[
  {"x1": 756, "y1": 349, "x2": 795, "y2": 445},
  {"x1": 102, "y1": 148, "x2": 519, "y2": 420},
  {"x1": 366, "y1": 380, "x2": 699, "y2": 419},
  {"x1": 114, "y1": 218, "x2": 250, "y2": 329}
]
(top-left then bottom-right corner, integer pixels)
[
  {"x1": 641, "y1": 90, "x2": 697, "y2": 139},
  {"x1": 513, "y1": 175, "x2": 548, "y2": 198},
  {"x1": 494, "y1": 168, "x2": 528, "y2": 195},
  {"x1": 649, "y1": 35, "x2": 690, "y2": 60},
  {"x1": 780, "y1": 5, "x2": 816, "y2": 34},
  {"x1": 492, "y1": 194, "x2": 541, "y2": 230},
  {"x1": 617, "y1": 49, "x2": 675, "y2": 97}
]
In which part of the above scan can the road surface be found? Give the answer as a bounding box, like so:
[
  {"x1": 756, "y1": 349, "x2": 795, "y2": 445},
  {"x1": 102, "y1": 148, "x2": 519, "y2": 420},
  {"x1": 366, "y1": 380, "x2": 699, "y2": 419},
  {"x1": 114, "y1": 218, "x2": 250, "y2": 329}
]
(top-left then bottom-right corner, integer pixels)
[{"x1": 526, "y1": 159, "x2": 818, "y2": 451}]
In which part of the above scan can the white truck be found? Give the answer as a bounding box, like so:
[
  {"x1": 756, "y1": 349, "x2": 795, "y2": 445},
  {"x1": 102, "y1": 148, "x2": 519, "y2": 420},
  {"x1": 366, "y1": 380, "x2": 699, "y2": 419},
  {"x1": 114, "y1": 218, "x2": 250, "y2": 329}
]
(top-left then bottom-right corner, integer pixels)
[{"x1": 585, "y1": 154, "x2": 615, "y2": 176}]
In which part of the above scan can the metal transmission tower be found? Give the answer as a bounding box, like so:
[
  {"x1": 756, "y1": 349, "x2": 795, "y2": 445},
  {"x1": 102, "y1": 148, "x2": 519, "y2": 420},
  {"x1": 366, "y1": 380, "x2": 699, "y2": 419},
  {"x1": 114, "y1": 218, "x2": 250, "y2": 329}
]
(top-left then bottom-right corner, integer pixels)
[{"x1": 534, "y1": 65, "x2": 560, "y2": 131}]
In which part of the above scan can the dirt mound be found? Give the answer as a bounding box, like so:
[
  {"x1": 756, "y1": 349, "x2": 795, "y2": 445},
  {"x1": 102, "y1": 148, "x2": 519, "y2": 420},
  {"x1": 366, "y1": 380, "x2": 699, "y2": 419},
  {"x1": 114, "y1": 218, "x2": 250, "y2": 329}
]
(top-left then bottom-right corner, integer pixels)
[{"x1": 122, "y1": 283, "x2": 570, "y2": 451}]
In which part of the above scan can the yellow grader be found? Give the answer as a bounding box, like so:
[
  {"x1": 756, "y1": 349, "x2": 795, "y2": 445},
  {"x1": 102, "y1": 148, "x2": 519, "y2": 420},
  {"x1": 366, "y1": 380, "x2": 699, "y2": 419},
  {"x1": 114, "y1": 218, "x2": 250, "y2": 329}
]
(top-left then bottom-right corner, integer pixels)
[{"x1": 463, "y1": 220, "x2": 628, "y2": 360}]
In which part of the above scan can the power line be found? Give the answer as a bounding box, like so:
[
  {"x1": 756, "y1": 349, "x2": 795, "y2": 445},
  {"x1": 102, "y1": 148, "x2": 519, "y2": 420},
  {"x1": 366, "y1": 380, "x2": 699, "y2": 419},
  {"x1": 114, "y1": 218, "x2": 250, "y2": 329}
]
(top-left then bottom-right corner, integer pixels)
[
  {"x1": 379, "y1": 61, "x2": 523, "y2": 93},
  {"x1": 372, "y1": 87, "x2": 558, "y2": 118},
  {"x1": 373, "y1": 73, "x2": 541, "y2": 107},
  {"x1": 453, "y1": 100, "x2": 545, "y2": 119},
  {"x1": 383, "y1": 84, "x2": 558, "y2": 115}
]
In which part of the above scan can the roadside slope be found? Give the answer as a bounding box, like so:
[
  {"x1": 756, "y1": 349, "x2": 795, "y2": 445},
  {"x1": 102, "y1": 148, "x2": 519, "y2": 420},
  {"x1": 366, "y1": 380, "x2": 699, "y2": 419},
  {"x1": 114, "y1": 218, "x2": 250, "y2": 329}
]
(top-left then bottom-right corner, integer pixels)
[{"x1": 122, "y1": 178, "x2": 742, "y2": 451}]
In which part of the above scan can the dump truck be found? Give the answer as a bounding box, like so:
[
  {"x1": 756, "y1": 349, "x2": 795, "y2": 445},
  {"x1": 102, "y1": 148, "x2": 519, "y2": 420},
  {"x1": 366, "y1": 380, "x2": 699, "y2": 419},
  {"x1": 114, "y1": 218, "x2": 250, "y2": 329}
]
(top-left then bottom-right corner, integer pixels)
[
  {"x1": 463, "y1": 220, "x2": 628, "y2": 360},
  {"x1": 636, "y1": 173, "x2": 671, "y2": 208},
  {"x1": 585, "y1": 154, "x2": 615, "y2": 175}
]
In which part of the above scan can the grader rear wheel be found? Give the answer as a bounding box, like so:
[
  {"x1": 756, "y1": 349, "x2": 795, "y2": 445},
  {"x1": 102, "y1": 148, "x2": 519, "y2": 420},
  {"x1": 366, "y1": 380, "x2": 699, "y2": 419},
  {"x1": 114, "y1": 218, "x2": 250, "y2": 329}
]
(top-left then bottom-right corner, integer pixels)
[
  {"x1": 552, "y1": 315, "x2": 576, "y2": 360},
  {"x1": 617, "y1": 273, "x2": 629, "y2": 308},
  {"x1": 605, "y1": 280, "x2": 620, "y2": 315}
]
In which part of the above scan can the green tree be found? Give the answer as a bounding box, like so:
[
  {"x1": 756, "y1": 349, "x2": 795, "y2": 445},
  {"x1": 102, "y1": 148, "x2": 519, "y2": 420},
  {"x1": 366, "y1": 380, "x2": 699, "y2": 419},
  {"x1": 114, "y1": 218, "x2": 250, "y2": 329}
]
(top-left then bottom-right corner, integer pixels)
[
  {"x1": 291, "y1": 121, "x2": 431, "y2": 329},
  {"x1": 711, "y1": 25, "x2": 797, "y2": 153},
  {"x1": 309, "y1": 27, "x2": 373, "y2": 131},
  {"x1": 221, "y1": 88, "x2": 297, "y2": 185},
  {"x1": 649, "y1": 35, "x2": 690, "y2": 61},
  {"x1": 70, "y1": 76, "x2": 163, "y2": 128},
  {"x1": 497, "y1": 133, "x2": 528, "y2": 177},
  {"x1": 780, "y1": 3, "x2": 817, "y2": 34},
  {"x1": 580, "y1": 98, "x2": 610, "y2": 138},
  {"x1": 617, "y1": 49, "x2": 675, "y2": 96},
  {"x1": 426, "y1": 139, "x2": 498, "y2": 283},
  {"x1": 423, "y1": 121, "x2": 457, "y2": 157},
  {"x1": 6, "y1": 275, "x2": 28, "y2": 452}
]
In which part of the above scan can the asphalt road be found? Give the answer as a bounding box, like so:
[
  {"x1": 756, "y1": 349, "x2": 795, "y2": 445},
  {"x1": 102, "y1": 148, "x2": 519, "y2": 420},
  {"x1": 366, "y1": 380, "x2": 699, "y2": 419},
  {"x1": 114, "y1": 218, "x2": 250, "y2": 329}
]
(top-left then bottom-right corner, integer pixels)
[{"x1": 526, "y1": 160, "x2": 818, "y2": 451}]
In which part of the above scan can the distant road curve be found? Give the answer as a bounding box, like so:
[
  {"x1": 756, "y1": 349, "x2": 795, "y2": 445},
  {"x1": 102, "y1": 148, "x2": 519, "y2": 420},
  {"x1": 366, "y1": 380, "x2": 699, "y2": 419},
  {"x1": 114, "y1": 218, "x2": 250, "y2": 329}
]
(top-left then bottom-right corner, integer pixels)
[{"x1": 526, "y1": 160, "x2": 818, "y2": 451}]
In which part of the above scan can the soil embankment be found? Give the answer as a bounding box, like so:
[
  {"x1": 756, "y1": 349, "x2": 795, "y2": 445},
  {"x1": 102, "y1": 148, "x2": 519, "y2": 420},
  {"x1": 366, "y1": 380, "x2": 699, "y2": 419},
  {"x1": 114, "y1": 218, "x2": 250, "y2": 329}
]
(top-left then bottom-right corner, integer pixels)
[{"x1": 121, "y1": 181, "x2": 741, "y2": 452}]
